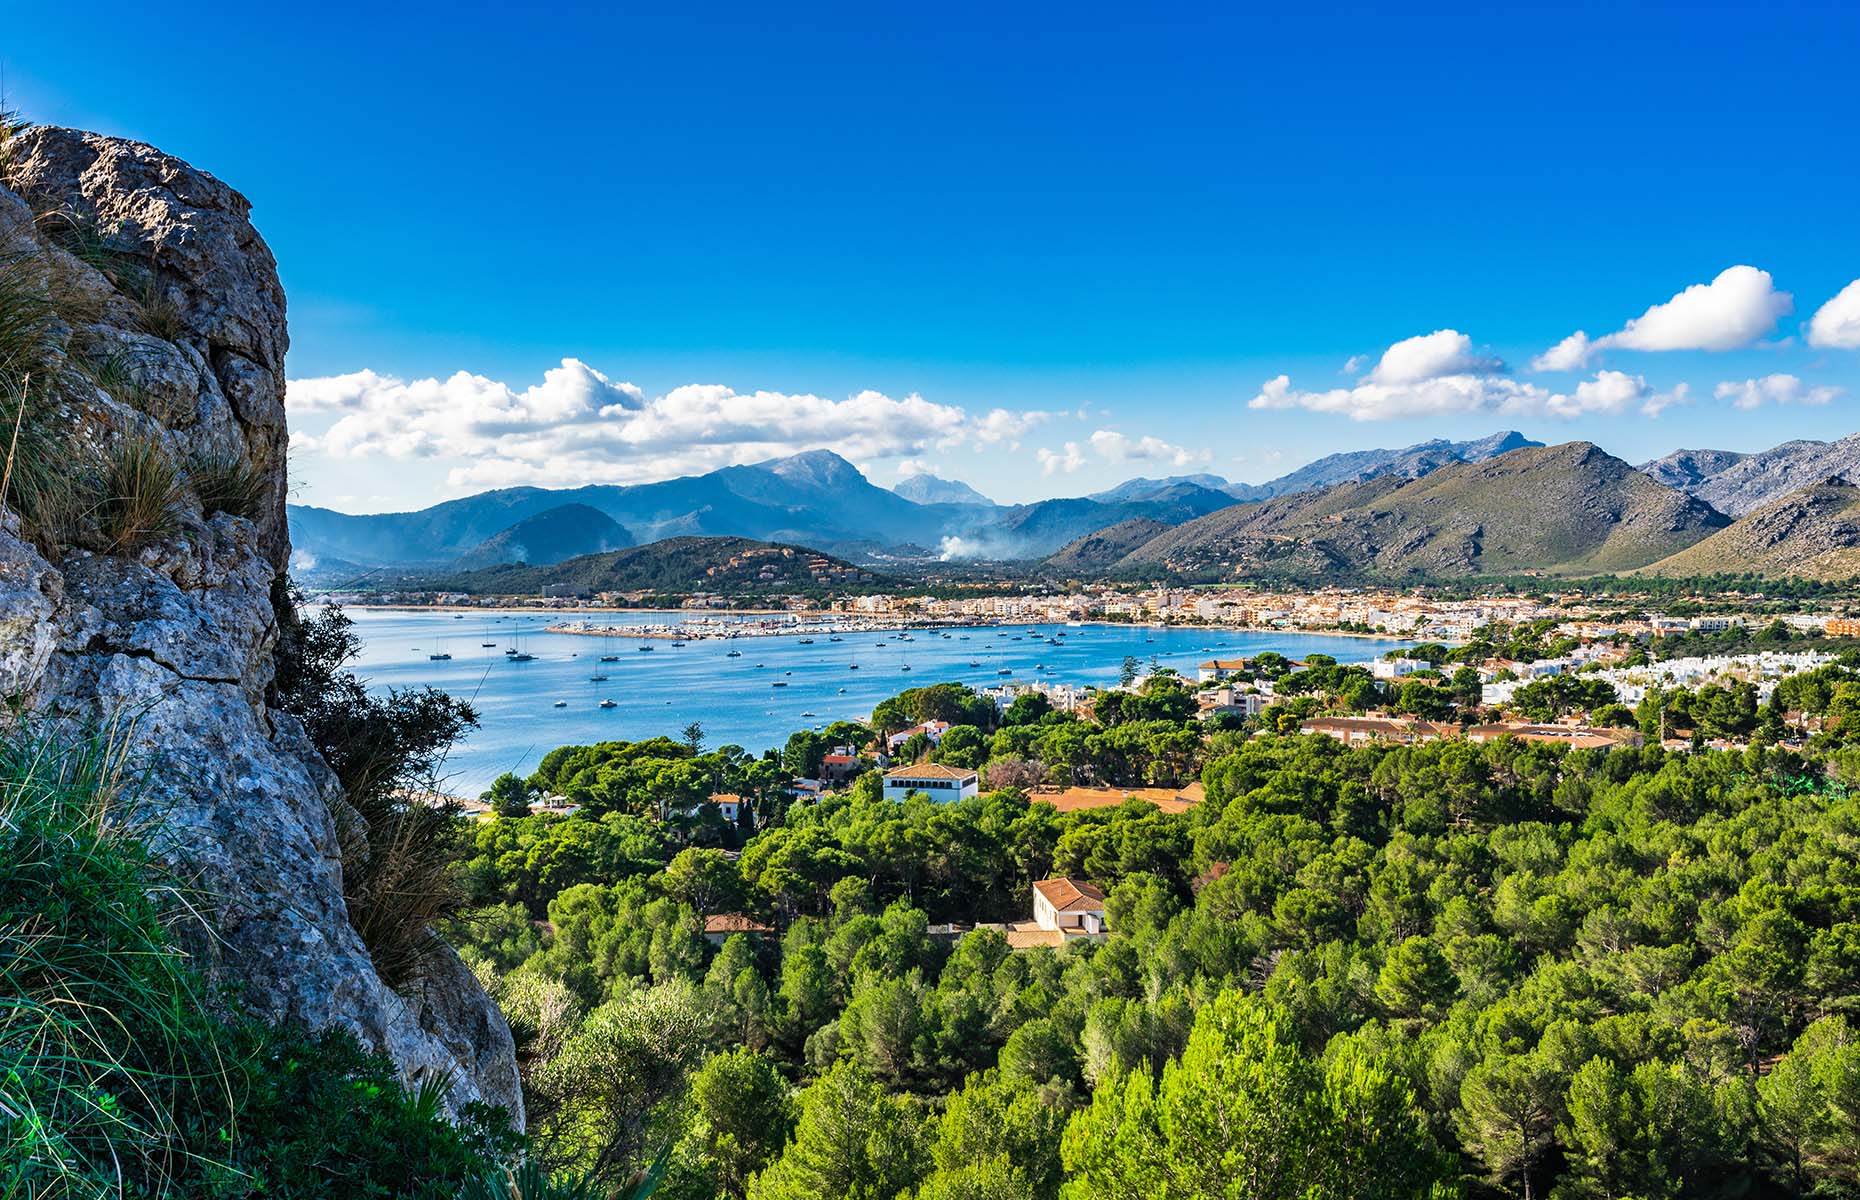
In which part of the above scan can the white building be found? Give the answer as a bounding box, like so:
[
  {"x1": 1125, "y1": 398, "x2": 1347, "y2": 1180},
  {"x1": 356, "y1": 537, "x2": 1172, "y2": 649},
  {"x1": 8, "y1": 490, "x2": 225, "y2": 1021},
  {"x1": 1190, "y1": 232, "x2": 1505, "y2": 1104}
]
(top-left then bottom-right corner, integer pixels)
[
  {"x1": 1198, "y1": 686, "x2": 1265, "y2": 719},
  {"x1": 1032, "y1": 877, "x2": 1107, "y2": 935},
  {"x1": 886, "y1": 720, "x2": 952, "y2": 751},
  {"x1": 882, "y1": 763, "x2": 980, "y2": 803}
]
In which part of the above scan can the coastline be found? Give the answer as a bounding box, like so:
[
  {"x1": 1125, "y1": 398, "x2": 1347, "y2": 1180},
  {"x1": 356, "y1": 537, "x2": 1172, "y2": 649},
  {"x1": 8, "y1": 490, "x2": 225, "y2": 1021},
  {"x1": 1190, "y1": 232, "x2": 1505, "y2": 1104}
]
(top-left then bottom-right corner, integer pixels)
[{"x1": 339, "y1": 602, "x2": 1422, "y2": 644}]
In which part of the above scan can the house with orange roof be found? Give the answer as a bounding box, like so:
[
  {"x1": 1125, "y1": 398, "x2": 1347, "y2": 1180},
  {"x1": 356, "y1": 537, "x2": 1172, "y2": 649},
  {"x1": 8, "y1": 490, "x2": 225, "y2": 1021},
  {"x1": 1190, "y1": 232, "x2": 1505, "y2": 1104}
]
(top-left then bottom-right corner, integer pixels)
[{"x1": 1032, "y1": 877, "x2": 1107, "y2": 935}]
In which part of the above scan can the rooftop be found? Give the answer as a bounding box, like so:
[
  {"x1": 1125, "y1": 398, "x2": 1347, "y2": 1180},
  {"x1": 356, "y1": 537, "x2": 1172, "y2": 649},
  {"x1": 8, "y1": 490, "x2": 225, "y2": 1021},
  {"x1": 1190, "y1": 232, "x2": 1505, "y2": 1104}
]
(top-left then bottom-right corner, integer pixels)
[
  {"x1": 883, "y1": 762, "x2": 979, "y2": 782},
  {"x1": 1033, "y1": 877, "x2": 1107, "y2": 912},
  {"x1": 703, "y1": 913, "x2": 775, "y2": 935}
]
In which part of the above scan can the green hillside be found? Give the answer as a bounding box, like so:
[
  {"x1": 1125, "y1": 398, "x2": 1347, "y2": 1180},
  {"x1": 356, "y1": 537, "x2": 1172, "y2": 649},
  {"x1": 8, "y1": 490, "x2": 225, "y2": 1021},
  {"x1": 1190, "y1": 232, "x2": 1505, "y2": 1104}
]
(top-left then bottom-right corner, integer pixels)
[
  {"x1": 1640, "y1": 477, "x2": 1860, "y2": 581},
  {"x1": 437, "y1": 536, "x2": 886, "y2": 597},
  {"x1": 1043, "y1": 517, "x2": 1173, "y2": 572}
]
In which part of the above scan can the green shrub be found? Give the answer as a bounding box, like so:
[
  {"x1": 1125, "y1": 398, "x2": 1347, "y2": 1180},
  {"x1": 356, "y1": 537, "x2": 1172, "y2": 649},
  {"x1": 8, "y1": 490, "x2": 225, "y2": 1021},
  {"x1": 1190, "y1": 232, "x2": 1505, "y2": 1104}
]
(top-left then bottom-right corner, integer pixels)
[
  {"x1": 0, "y1": 725, "x2": 222, "y2": 1193},
  {"x1": 273, "y1": 591, "x2": 480, "y2": 987},
  {"x1": 0, "y1": 252, "x2": 83, "y2": 548},
  {"x1": 0, "y1": 723, "x2": 523, "y2": 1197},
  {"x1": 223, "y1": 1023, "x2": 521, "y2": 1199}
]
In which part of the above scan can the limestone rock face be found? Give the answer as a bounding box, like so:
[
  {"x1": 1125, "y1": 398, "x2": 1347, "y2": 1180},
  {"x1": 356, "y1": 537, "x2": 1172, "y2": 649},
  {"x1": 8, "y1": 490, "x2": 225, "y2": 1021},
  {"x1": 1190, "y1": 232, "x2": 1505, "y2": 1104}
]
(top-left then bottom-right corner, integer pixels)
[{"x1": 0, "y1": 127, "x2": 520, "y2": 1123}]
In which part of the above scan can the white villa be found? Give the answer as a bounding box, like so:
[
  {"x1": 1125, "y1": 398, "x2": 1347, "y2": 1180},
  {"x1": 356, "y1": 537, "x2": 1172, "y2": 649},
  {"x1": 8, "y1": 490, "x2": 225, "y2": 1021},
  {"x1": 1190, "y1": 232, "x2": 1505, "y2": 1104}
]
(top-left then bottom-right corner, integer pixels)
[
  {"x1": 1032, "y1": 877, "x2": 1107, "y2": 935},
  {"x1": 881, "y1": 762, "x2": 980, "y2": 803}
]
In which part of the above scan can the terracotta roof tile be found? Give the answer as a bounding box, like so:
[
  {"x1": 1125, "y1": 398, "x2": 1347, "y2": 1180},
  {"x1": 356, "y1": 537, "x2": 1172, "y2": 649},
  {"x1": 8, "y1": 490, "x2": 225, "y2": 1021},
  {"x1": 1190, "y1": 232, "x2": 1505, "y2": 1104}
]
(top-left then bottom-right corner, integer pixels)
[
  {"x1": 1033, "y1": 877, "x2": 1106, "y2": 912},
  {"x1": 883, "y1": 762, "x2": 978, "y2": 782}
]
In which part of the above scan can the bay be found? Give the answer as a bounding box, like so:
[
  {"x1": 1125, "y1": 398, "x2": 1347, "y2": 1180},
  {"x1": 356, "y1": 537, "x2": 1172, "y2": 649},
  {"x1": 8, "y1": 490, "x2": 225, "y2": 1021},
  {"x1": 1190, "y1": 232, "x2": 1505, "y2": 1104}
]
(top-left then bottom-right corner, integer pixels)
[{"x1": 339, "y1": 607, "x2": 1416, "y2": 796}]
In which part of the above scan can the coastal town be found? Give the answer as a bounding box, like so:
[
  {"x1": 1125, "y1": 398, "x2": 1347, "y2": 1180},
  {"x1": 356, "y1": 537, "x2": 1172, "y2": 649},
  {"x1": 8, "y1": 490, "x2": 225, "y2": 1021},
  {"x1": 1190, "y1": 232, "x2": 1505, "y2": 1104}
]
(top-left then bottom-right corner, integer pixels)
[{"x1": 322, "y1": 579, "x2": 1859, "y2": 641}]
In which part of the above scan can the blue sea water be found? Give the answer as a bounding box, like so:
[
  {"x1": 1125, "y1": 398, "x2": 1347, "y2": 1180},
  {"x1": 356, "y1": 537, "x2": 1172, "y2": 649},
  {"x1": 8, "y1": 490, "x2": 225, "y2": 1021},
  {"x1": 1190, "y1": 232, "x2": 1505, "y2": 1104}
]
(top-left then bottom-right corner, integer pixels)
[{"x1": 340, "y1": 607, "x2": 1413, "y2": 796}]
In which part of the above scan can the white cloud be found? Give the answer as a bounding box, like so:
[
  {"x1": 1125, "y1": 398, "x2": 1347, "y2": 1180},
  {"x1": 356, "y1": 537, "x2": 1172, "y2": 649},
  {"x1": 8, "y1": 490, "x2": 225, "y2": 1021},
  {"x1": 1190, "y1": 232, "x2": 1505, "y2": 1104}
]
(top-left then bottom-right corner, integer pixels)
[
  {"x1": 896, "y1": 458, "x2": 930, "y2": 477},
  {"x1": 1368, "y1": 329, "x2": 1505, "y2": 385},
  {"x1": 1545, "y1": 370, "x2": 1646, "y2": 418},
  {"x1": 1641, "y1": 381, "x2": 1691, "y2": 418},
  {"x1": 1712, "y1": 374, "x2": 1844, "y2": 410},
  {"x1": 1531, "y1": 331, "x2": 1594, "y2": 372},
  {"x1": 1037, "y1": 443, "x2": 1086, "y2": 475},
  {"x1": 1341, "y1": 354, "x2": 1368, "y2": 375},
  {"x1": 286, "y1": 359, "x2": 1066, "y2": 488},
  {"x1": 1536, "y1": 266, "x2": 1793, "y2": 368},
  {"x1": 1087, "y1": 429, "x2": 1210, "y2": 467},
  {"x1": 969, "y1": 407, "x2": 1055, "y2": 448},
  {"x1": 1249, "y1": 330, "x2": 1681, "y2": 422},
  {"x1": 1808, "y1": 279, "x2": 1860, "y2": 349}
]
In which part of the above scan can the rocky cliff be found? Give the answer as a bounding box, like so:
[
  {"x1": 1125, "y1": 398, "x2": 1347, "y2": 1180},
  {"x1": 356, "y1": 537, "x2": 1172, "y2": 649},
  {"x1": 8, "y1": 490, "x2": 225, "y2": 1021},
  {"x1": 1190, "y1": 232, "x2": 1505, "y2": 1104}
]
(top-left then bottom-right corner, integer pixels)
[{"x1": 0, "y1": 127, "x2": 520, "y2": 1121}]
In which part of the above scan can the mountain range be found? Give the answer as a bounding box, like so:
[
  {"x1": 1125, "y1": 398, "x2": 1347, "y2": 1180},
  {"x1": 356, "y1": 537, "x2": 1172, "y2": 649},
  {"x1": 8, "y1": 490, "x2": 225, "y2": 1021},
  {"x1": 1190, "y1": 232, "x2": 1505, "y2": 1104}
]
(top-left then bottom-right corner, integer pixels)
[
  {"x1": 1222, "y1": 430, "x2": 1543, "y2": 501},
  {"x1": 1086, "y1": 441, "x2": 1729, "y2": 579},
  {"x1": 290, "y1": 429, "x2": 1860, "y2": 583},
  {"x1": 1639, "y1": 435, "x2": 1860, "y2": 517},
  {"x1": 289, "y1": 431, "x2": 1547, "y2": 572}
]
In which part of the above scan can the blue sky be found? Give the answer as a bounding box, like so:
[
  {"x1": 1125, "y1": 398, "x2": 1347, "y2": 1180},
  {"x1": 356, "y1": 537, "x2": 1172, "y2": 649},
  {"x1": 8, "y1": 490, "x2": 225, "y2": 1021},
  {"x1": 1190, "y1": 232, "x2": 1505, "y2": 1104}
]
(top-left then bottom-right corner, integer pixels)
[{"x1": 10, "y1": 1, "x2": 1860, "y2": 510}]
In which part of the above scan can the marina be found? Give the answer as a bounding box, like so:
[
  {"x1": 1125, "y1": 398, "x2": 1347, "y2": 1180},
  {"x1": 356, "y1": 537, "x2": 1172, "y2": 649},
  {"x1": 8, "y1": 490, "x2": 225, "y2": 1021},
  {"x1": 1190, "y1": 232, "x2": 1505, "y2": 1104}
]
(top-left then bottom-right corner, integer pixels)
[{"x1": 340, "y1": 607, "x2": 1413, "y2": 794}]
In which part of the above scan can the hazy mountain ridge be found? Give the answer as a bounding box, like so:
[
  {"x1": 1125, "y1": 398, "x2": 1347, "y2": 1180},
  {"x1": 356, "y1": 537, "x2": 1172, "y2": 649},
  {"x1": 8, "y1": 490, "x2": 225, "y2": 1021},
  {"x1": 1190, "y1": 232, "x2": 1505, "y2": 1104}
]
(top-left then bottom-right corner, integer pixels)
[
  {"x1": 969, "y1": 485, "x2": 1239, "y2": 560},
  {"x1": 452, "y1": 503, "x2": 633, "y2": 570},
  {"x1": 893, "y1": 474, "x2": 997, "y2": 506},
  {"x1": 1636, "y1": 447, "x2": 1751, "y2": 492},
  {"x1": 1090, "y1": 474, "x2": 1231, "y2": 503},
  {"x1": 1106, "y1": 442, "x2": 1729, "y2": 578}
]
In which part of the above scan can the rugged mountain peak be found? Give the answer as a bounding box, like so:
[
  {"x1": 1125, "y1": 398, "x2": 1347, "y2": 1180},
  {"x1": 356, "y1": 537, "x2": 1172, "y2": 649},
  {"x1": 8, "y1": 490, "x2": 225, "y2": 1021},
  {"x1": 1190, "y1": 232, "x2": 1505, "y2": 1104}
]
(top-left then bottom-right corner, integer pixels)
[
  {"x1": 1642, "y1": 474, "x2": 1860, "y2": 580},
  {"x1": 0, "y1": 127, "x2": 518, "y2": 1119},
  {"x1": 1640, "y1": 433, "x2": 1860, "y2": 517},
  {"x1": 760, "y1": 447, "x2": 865, "y2": 488}
]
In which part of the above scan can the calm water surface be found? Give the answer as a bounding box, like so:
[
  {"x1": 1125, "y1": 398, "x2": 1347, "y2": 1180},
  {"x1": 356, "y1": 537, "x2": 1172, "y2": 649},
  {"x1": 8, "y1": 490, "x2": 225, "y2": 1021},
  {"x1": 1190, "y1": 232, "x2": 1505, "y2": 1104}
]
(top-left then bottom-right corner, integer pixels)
[{"x1": 340, "y1": 608, "x2": 1413, "y2": 795}]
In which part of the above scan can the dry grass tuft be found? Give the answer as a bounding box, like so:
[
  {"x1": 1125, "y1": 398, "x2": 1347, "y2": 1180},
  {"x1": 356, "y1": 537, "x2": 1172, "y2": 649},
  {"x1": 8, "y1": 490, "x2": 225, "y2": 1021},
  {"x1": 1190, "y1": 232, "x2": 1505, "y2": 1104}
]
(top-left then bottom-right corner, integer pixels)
[
  {"x1": 95, "y1": 433, "x2": 183, "y2": 553},
  {"x1": 188, "y1": 450, "x2": 268, "y2": 521}
]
